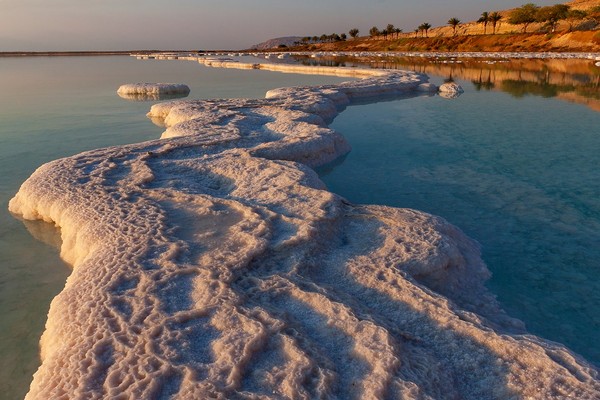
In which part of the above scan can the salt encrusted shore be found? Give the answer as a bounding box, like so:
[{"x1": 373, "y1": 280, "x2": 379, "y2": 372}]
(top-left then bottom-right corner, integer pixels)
[
  {"x1": 10, "y1": 64, "x2": 600, "y2": 399},
  {"x1": 133, "y1": 50, "x2": 600, "y2": 61}
]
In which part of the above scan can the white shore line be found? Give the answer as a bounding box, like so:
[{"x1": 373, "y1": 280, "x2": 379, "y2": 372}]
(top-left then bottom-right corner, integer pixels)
[
  {"x1": 10, "y1": 60, "x2": 600, "y2": 399},
  {"x1": 198, "y1": 57, "x2": 391, "y2": 78}
]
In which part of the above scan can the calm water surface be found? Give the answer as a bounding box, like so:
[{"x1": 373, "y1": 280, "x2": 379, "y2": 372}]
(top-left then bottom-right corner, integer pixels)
[{"x1": 0, "y1": 55, "x2": 351, "y2": 399}]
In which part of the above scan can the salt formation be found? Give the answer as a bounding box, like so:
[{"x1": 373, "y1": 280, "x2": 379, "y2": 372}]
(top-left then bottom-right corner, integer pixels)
[
  {"x1": 10, "y1": 65, "x2": 600, "y2": 399},
  {"x1": 117, "y1": 83, "x2": 190, "y2": 100},
  {"x1": 133, "y1": 51, "x2": 600, "y2": 61},
  {"x1": 438, "y1": 82, "x2": 464, "y2": 99}
]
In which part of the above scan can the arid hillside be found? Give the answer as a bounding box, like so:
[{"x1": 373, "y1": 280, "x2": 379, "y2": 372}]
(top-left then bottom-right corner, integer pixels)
[
  {"x1": 309, "y1": 31, "x2": 600, "y2": 52},
  {"x1": 421, "y1": 0, "x2": 600, "y2": 37},
  {"x1": 279, "y1": 0, "x2": 600, "y2": 53}
]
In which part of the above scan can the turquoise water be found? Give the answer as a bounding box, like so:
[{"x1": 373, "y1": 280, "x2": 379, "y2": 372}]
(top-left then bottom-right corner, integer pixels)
[
  {"x1": 0, "y1": 55, "x2": 351, "y2": 399},
  {"x1": 318, "y1": 75, "x2": 600, "y2": 365}
]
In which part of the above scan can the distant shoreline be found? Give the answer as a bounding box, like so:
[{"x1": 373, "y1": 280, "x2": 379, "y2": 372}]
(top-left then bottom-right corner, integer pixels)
[
  {"x1": 0, "y1": 51, "x2": 204, "y2": 57},
  {"x1": 3, "y1": 46, "x2": 600, "y2": 60},
  {"x1": 0, "y1": 51, "x2": 132, "y2": 57}
]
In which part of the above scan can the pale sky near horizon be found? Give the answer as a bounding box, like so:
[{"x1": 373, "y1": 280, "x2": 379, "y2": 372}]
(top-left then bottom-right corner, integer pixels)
[{"x1": 1, "y1": 0, "x2": 562, "y2": 51}]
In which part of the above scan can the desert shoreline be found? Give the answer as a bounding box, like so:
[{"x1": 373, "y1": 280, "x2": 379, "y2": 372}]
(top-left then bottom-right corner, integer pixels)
[{"x1": 3, "y1": 49, "x2": 600, "y2": 60}]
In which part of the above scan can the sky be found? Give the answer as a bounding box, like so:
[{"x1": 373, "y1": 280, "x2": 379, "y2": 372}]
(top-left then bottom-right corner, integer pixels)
[{"x1": 0, "y1": 0, "x2": 563, "y2": 51}]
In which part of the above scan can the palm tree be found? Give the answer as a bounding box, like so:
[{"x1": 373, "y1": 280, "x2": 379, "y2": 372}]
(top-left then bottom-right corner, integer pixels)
[
  {"x1": 349, "y1": 28, "x2": 359, "y2": 39},
  {"x1": 448, "y1": 18, "x2": 461, "y2": 36},
  {"x1": 395, "y1": 28, "x2": 403, "y2": 39},
  {"x1": 414, "y1": 28, "x2": 419, "y2": 38},
  {"x1": 369, "y1": 26, "x2": 380, "y2": 39},
  {"x1": 489, "y1": 12, "x2": 502, "y2": 34},
  {"x1": 386, "y1": 24, "x2": 395, "y2": 40},
  {"x1": 419, "y1": 22, "x2": 432, "y2": 38},
  {"x1": 478, "y1": 11, "x2": 490, "y2": 34}
]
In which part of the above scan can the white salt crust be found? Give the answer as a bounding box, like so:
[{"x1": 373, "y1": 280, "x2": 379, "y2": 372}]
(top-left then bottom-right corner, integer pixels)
[
  {"x1": 117, "y1": 83, "x2": 190, "y2": 95},
  {"x1": 10, "y1": 63, "x2": 600, "y2": 399}
]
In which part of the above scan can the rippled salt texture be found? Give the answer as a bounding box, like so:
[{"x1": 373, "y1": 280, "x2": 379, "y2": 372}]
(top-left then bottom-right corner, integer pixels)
[{"x1": 9, "y1": 64, "x2": 600, "y2": 398}]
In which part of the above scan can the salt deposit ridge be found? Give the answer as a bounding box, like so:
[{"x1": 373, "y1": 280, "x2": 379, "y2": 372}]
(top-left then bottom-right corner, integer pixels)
[
  {"x1": 10, "y1": 62, "x2": 600, "y2": 399},
  {"x1": 133, "y1": 50, "x2": 600, "y2": 61}
]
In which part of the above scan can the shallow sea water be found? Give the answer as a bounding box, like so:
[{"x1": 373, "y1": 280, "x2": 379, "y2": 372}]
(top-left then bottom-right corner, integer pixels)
[
  {"x1": 0, "y1": 55, "x2": 351, "y2": 399},
  {"x1": 318, "y1": 68, "x2": 600, "y2": 366}
]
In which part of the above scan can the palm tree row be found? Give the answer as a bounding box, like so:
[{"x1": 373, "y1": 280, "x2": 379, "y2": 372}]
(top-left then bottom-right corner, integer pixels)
[
  {"x1": 299, "y1": 33, "x2": 347, "y2": 44},
  {"x1": 477, "y1": 11, "x2": 503, "y2": 35},
  {"x1": 296, "y1": 3, "x2": 597, "y2": 47},
  {"x1": 417, "y1": 23, "x2": 432, "y2": 37},
  {"x1": 368, "y1": 24, "x2": 403, "y2": 40}
]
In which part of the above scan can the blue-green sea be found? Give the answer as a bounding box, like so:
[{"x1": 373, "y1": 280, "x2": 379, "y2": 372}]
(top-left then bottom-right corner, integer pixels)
[{"x1": 1, "y1": 54, "x2": 599, "y2": 398}]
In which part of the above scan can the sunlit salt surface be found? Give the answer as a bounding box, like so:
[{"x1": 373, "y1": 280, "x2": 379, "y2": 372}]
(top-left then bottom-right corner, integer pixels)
[
  {"x1": 117, "y1": 83, "x2": 190, "y2": 101},
  {"x1": 7, "y1": 54, "x2": 600, "y2": 398},
  {"x1": 0, "y1": 55, "x2": 354, "y2": 400}
]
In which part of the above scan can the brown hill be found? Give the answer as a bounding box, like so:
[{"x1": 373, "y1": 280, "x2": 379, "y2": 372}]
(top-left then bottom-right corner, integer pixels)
[
  {"x1": 420, "y1": 0, "x2": 600, "y2": 37},
  {"x1": 310, "y1": 31, "x2": 600, "y2": 52},
  {"x1": 251, "y1": 37, "x2": 304, "y2": 50},
  {"x1": 284, "y1": 0, "x2": 600, "y2": 53},
  {"x1": 565, "y1": 0, "x2": 600, "y2": 10}
]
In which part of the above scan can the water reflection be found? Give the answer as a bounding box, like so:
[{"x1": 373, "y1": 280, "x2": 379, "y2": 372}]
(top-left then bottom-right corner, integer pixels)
[
  {"x1": 293, "y1": 55, "x2": 600, "y2": 112},
  {"x1": 117, "y1": 92, "x2": 190, "y2": 101}
]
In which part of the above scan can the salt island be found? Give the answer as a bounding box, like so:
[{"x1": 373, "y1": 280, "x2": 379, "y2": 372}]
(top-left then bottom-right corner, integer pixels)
[
  {"x1": 117, "y1": 83, "x2": 191, "y2": 101},
  {"x1": 117, "y1": 83, "x2": 191, "y2": 95},
  {"x1": 9, "y1": 61, "x2": 600, "y2": 399}
]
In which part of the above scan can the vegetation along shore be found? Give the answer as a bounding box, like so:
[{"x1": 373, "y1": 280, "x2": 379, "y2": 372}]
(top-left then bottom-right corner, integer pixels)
[{"x1": 264, "y1": 0, "x2": 600, "y2": 53}]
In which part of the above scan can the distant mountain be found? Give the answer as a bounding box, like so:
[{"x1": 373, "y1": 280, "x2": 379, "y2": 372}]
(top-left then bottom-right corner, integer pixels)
[{"x1": 250, "y1": 36, "x2": 303, "y2": 50}]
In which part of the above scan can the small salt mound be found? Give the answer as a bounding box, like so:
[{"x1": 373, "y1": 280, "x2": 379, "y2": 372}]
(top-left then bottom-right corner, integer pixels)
[
  {"x1": 117, "y1": 83, "x2": 190, "y2": 96},
  {"x1": 438, "y1": 82, "x2": 464, "y2": 94},
  {"x1": 438, "y1": 82, "x2": 464, "y2": 99}
]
